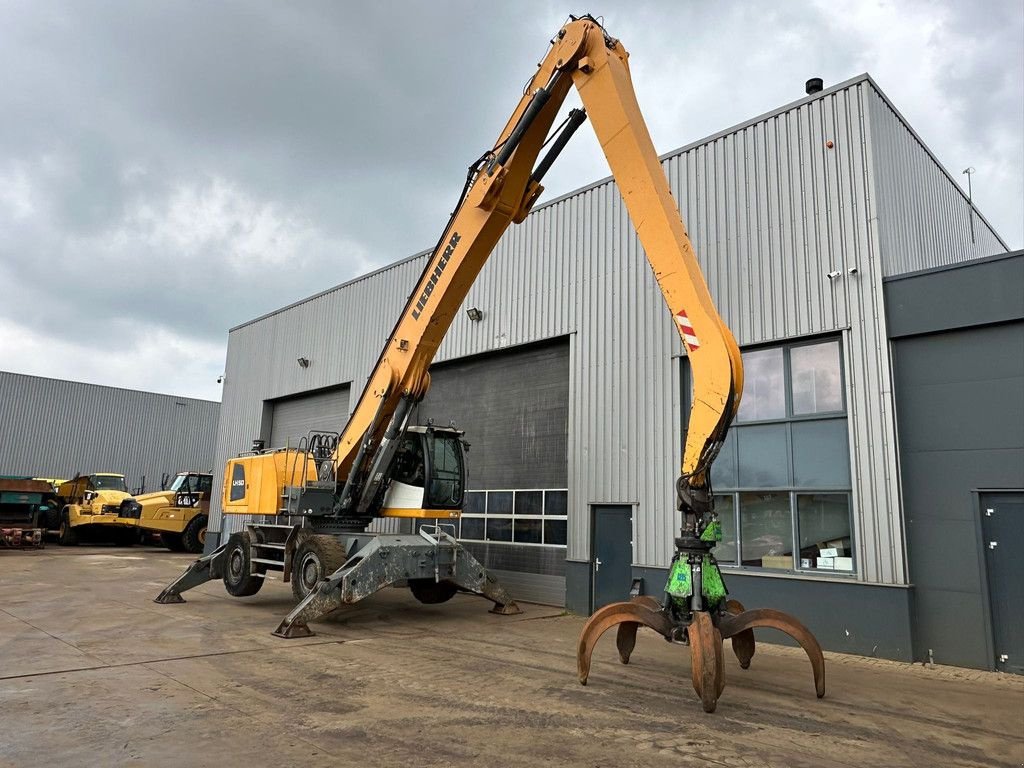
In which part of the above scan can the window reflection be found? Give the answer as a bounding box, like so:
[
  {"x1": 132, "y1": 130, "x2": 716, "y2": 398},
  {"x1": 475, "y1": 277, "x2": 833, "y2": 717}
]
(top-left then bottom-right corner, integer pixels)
[
  {"x1": 737, "y1": 348, "x2": 785, "y2": 422},
  {"x1": 791, "y1": 341, "x2": 843, "y2": 415},
  {"x1": 739, "y1": 492, "x2": 793, "y2": 569},
  {"x1": 457, "y1": 489, "x2": 568, "y2": 547},
  {"x1": 797, "y1": 494, "x2": 853, "y2": 571},
  {"x1": 712, "y1": 494, "x2": 737, "y2": 565}
]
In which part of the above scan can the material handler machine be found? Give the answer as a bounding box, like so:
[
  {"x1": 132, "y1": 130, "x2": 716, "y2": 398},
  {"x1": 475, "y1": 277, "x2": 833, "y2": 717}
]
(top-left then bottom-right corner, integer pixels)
[{"x1": 158, "y1": 14, "x2": 824, "y2": 712}]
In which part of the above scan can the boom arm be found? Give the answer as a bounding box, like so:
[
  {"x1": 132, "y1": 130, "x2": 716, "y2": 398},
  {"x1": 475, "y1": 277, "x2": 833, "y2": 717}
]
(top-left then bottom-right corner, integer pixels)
[{"x1": 333, "y1": 16, "x2": 742, "y2": 521}]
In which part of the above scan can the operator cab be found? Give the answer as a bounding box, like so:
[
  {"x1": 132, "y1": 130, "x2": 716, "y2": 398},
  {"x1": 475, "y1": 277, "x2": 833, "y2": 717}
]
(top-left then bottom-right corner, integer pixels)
[{"x1": 381, "y1": 426, "x2": 465, "y2": 517}]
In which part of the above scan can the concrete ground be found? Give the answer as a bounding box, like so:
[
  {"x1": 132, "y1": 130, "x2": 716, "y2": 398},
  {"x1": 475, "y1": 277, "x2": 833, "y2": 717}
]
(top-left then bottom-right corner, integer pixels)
[{"x1": 0, "y1": 547, "x2": 1021, "y2": 768}]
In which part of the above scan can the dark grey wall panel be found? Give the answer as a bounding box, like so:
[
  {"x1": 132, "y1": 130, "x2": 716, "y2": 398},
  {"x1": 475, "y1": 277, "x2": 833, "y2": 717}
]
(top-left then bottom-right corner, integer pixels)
[
  {"x1": 565, "y1": 560, "x2": 592, "y2": 616},
  {"x1": 0, "y1": 371, "x2": 219, "y2": 493},
  {"x1": 413, "y1": 340, "x2": 569, "y2": 490},
  {"x1": 894, "y1": 320, "x2": 1024, "y2": 668},
  {"x1": 885, "y1": 252, "x2": 1023, "y2": 338}
]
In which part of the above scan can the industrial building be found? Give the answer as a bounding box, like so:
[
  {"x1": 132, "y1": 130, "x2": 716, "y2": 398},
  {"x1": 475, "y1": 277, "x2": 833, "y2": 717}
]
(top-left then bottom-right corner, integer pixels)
[
  {"x1": 205, "y1": 74, "x2": 1019, "y2": 671},
  {"x1": 0, "y1": 371, "x2": 220, "y2": 493}
]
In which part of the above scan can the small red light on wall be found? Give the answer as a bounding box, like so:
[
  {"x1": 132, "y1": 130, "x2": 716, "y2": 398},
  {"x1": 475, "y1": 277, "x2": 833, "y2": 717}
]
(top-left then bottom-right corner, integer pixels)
[{"x1": 825, "y1": 140, "x2": 835, "y2": 149}]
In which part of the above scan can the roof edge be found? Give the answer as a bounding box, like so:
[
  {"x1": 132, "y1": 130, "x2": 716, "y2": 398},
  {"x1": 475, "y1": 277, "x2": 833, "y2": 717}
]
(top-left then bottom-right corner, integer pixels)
[
  {"x1": 862, "y1": 74, "x2": 1009, "y2": 252},
  {"x1": 882, "y1": 248, "x2": 1022, "y2": 282},
  {"x1": 0, "y1": 369, "x2": 221, "y2": 406},
  {"x1": 231, "y1": 72, "x2": 1007, "y2": 333}
]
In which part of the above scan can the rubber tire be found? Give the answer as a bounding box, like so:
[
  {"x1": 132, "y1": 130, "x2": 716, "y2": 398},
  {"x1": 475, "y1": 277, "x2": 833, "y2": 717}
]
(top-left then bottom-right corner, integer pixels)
[
  {"x1": 57, "y1": 510, "x2": 79, "y2": 546},
  {"x1": 181, "y1": 514, "x2": 208, "y2": 554},
  {"x1": 223, "y1": 532, "x2": 265, "y2": 597},
  {"x1": 408, "y1": 579, "x2": 459, "y2": 605},
  {"x1": 290, "y1": 535, "x2": 347, "y2": 601},
  {"x1": 160, "y1": 532, "x2": 187, "y2": 552}
]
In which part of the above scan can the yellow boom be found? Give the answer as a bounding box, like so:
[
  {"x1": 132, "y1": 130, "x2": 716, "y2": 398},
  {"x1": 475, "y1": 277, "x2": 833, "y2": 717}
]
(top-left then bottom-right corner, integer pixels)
[{"x1": 333, "y1": 15, "x2": 742, "y2": 520}]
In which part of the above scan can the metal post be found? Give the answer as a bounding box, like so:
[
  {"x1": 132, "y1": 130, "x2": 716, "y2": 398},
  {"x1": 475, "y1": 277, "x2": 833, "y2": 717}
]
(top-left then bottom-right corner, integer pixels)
[{"x1": 962, "y1": 167, "x2": 976, "y2": 244}]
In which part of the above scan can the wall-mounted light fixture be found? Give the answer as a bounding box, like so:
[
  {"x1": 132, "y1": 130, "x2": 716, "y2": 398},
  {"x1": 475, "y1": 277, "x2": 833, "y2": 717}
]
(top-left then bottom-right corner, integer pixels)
[
  {"x1": 466, "y1": 307, "x2": 484, "y2": 322},
  {"x1": 297, "y1": 357, "x2": 310, "y2": 368}
]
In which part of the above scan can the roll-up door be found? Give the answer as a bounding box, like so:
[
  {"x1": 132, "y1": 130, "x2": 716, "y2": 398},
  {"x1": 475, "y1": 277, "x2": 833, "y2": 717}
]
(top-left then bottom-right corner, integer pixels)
[
  {"x1": 269, "y1": 385, "x2": 350, "y2": 450},
  {"x1": 413, "y1": 339, "x2": 570, "y2": 605}
]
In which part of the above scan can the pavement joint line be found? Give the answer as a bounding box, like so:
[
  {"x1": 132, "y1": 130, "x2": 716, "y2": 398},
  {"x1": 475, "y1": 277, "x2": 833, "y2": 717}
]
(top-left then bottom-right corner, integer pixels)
[
  {"x1": 138, "y1": 660, "x2": 347, "y2": 760},
  {"x1": 0, "y1": 637, "x2": 371, "y2": 682},
  {"x1": 0, "y1": 605, "x2": 110, "y2": 667}
]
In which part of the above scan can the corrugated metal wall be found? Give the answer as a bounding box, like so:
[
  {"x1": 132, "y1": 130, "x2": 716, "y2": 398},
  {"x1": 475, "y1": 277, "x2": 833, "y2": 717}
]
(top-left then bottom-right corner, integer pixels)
[
  {"x1": 866, "y1": 83, "x2": 1006, "y2": 276},
  {"x1": 211, "y1": 76, "x2": 1001, "y2": 586},
  {"x1": 0, "y1": 371, "x2": 219, "y2": 491}
]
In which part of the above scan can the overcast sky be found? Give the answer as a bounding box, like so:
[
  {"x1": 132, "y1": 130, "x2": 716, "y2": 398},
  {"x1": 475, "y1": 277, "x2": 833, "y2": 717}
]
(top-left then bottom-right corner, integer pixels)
[{"x1": 2, "y1": 0, "x2": 1021, "y2": 401}]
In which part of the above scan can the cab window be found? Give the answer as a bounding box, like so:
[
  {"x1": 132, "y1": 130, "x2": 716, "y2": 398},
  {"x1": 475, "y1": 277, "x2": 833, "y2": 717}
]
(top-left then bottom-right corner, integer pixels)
[
  {"x1": 392, "y1": 438, "x2": 425, "y2": 487},
  {"x1": 425, "y1": 433, "x2": 463, "y2": 509}
]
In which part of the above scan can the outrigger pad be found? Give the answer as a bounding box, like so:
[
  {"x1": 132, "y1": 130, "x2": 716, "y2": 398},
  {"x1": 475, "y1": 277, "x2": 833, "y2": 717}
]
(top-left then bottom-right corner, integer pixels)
[
  {"x1": 272, "y1": 533, "x2": 521, "y2": 638},
  {"x1": 154, "y1": 544, "x2": 226, "y2": 604}
]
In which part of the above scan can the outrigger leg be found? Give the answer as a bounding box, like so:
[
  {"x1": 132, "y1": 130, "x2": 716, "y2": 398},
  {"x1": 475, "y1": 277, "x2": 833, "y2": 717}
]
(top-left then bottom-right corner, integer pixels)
[
  {"x1": 154, "y1": 544, "x2": 226, "y2": 604},
  {"x1": 273, "y1": 529, "x2": 520, "y2": 638}
]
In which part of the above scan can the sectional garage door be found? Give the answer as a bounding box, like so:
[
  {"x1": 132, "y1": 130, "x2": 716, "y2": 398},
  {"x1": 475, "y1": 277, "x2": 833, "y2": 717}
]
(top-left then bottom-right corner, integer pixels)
[
  {"x1": 413, "y1": 339, "x2": 570, "y2": 605},
  {"x1": 269, "y1": 385, "x2": 351, "y2": 449}
]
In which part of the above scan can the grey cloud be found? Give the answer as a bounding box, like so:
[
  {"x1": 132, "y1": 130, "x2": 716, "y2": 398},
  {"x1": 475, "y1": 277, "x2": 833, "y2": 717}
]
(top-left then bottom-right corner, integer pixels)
[{"x1": 1, "y1": 1, "x2": 1020, "y2": 401}]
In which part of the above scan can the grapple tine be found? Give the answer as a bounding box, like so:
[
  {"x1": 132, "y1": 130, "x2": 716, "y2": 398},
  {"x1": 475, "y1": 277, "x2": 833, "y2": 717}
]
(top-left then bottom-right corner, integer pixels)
[
  {"x1": 689, "y1": 610, "x2": 724, "y2": 712},
  {"x1": 631, "y1": 595, "x2": 663, "y2": 611},
  {"x1": 724, "y1": 598, "x2": 755, "y2": 669},
  {"x1": 577, "y1": 601, "x2": 673, "y2": 685},
  {"x1": 615, "y1": 595, "x2": 665, "y2": 664},
  {"x1": 615, "y1": 621, "x2": 640, "y2": 665},
  {"x1": 719, "y1": 608, "x2": 826, "y2": 698}
]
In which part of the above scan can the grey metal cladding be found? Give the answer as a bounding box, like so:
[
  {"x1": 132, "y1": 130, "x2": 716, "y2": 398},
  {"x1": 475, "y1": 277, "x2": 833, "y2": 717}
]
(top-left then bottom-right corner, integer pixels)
[
  {"x1": 0, "y1": 371, "x2": 219, "y2": 490},
  {"x1": 865, "y1": 84, "x2": 1007, "y2": 277},
  {"x1": 212, "y1": 75, "x2": 994, "y2": 585}
]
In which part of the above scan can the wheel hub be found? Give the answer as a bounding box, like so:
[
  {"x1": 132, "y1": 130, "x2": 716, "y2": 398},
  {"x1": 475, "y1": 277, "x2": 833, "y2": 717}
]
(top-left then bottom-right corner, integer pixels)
[
  {"x1": 300, "y1": 553, "x2": 322, "y2": 592},
  {"x1": 228, "y1": 549, "x2": 244, "y2": 580}
]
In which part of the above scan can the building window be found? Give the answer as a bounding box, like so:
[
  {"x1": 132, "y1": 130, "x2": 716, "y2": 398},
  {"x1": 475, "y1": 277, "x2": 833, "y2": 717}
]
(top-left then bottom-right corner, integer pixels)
[
  {"x1": 684, "y1": 337, "x2": 854, "y2": 575},
  {"x1": 736, "y1": 348, "x2": 785, "y2": 422},
  {"x1": 790, "y1": 341, "x2": 844, "y2": 415},
  {"x1": 419, "y1": 488, "x2": 568, "y2": 548}
]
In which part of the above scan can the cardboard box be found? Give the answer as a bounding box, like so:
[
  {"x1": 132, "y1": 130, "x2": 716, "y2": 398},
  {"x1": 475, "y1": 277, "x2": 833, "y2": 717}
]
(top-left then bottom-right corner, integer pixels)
[
  {"x1": 826, "y1": 538, "x2": 851, "y2": 551},
  {"x1": 834, "y1": 556, "x2": 854, "y2": 571},
  {"x1": 761, "y1": 555, "x2": 793, "y2": 569},
  {"x1": 816, "y1": 557, "x2": 836, "y2": 570}
]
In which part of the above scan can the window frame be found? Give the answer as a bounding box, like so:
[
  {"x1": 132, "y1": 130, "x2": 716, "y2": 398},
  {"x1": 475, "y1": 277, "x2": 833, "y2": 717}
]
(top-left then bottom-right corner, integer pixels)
[
  {"x1": 684, "y1": 334, "x2": 856, "y2": 577},
  {"x1": 736, "y1": 337, "x2": 847, "y2": 425},
  {"x1": 437, "y1": 488, "x2": 569, "y2": 549}
]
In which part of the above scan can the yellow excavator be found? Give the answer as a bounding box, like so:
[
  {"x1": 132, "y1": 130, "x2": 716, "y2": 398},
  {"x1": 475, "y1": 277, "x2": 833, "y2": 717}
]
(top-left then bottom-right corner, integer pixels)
[{"x1": 158, "y1": 15, "x2": 823, "y2": 712}]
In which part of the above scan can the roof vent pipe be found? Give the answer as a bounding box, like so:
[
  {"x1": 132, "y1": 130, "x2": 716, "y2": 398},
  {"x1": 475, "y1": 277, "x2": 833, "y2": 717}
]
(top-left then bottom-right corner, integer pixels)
[{"x1": 805, "y1": 77, "x2": 824, "y2": 95}]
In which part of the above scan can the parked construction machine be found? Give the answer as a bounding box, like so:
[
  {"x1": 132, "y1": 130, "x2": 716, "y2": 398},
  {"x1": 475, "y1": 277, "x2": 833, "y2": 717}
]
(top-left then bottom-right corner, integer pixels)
[
  {"x1": 119, "y1": 472, "x2": 212, "y2": 553},
  {"x1": 0, "y1": 477, "x2": 53, "y2": 548},
  {"x1": 55, "y1": 473, "x2": 136, "y2": 545},
  {"x1": 158, "y1": 14, "x2": 823, "y2": 711}
]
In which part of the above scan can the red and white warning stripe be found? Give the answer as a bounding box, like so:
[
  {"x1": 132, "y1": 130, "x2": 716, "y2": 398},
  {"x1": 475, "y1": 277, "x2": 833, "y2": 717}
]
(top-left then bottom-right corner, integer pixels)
[{"x1": 674, "y1": 308, "x2": 701, "y2": 351}]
